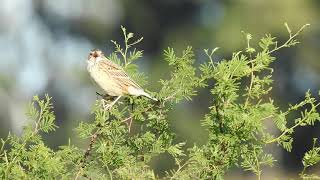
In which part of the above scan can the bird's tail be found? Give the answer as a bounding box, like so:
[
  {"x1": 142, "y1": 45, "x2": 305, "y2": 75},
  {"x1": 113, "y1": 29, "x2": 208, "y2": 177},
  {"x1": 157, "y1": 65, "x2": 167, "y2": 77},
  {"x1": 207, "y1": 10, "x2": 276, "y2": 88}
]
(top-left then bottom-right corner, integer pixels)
[
  {"x1": 127, "y1": 86, "x2": 158, "y2": 101},
  {"x1": 141, "y1": 91, "x2": 158, "y2": 101}
]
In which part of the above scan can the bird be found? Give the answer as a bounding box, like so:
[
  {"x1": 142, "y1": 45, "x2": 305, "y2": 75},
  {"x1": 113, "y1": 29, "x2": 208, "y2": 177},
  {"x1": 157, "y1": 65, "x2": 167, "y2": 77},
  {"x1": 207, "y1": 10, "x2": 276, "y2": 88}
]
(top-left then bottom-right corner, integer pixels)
[{"x1": 87, "y1": 49, "x2": 157, "y2": 108}]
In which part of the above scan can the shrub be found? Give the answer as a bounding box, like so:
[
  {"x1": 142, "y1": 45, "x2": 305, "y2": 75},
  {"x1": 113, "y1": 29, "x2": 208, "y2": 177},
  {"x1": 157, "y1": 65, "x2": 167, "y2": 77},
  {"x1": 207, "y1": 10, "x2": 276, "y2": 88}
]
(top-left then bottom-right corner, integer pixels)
[{"x1": 1, "y1": 24, "x2": 319, "y2": 179}]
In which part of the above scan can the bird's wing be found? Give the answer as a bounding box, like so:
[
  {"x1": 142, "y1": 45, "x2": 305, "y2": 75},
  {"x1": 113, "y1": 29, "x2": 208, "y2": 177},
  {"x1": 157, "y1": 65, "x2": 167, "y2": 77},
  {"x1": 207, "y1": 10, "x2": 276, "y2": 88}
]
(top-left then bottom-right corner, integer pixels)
[{"x1": 99, "y1": 60, "x2": 142, "y2": 91}]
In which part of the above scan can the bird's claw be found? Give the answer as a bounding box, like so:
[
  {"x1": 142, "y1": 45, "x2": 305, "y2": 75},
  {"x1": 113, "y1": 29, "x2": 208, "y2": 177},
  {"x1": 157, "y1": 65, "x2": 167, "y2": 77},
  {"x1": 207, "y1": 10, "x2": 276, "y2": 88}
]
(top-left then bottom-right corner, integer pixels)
[
  {"x1": 100, "y1": 96, "x2": 122, "y2": 111},
  {"x1": 101, "y1": 99, "x2": 112, "y2": 110}
]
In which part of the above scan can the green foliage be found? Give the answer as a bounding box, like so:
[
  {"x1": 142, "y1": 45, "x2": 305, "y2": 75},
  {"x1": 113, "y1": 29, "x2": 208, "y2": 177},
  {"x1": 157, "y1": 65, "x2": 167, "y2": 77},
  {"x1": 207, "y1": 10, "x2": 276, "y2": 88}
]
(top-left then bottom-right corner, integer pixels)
[
  {"x1": 110, "y1": 26, "x2": 147, "y2": 86},
  {"x1": 159, "y1": 46, "x2": 205, "y2": 102},
  {"x1": 0, "y1": 95, "x2": 82, "y2": 179},
  {"x1": 172, "y1": 23, "x2": 316, "y2": 179},
  {"x1": 300, "y1": 138, "x2": 320, "y2": 179},
  {"x1": 0, "y1": 23, "x2": 319, "y2": 179}
]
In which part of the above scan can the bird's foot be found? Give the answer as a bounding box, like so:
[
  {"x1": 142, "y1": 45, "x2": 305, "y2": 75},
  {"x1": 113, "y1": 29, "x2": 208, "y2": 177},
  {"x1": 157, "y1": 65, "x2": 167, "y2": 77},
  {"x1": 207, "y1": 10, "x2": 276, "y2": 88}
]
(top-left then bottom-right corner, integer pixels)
[
  {"x1": 101, "y1": 99, "x2": 112, "y2": 110},
  {"x1": 101, "y1": 96, "x2": 122, "y2": 111},
  {"x1": 96, "y1": 92, "x2": 116, "y2": 101}
]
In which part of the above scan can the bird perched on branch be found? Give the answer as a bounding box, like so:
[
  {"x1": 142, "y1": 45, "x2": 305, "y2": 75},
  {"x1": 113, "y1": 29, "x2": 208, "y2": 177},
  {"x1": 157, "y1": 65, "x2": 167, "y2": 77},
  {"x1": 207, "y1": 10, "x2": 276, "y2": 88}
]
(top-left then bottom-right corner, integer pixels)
[{"x1": 87, "y1": 49, "x2": 157, "y2": 108}]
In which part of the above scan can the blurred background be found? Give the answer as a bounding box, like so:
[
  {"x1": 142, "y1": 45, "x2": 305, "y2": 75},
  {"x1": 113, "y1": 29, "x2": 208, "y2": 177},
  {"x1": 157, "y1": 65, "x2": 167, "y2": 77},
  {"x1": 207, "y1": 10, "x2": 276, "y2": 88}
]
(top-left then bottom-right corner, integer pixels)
[{"x1": 0, "y1": 0, "x2": 319, "y2": 179}]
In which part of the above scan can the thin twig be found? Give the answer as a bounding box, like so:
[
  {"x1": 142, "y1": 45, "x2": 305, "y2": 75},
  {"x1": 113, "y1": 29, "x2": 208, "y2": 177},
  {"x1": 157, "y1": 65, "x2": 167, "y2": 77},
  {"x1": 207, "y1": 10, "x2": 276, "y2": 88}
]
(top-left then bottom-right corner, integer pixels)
[
  {"x1": 75, "y1": 130, "x2": 100, "y2": 180},
  {"x1": 169, "y1": 158, "x2": 191, "y2": 180},
  {"x1": 128, "y1": 117, "x2": 133, "y2": 133},
  {"x1": 244, "y1": 61, "x2": 254, "y2": 108},
  {"x1": 75, "y1": 98, "x2": 118, "y2": 180},
  {"x1": 75, "y1": 93, "x2": 172, "y2": 179},
  {"x1": 269, "y1": 23, "x2": 310, "y2": 54},
  {"x1": 164, "y1": 91, "x2": 180, "y2": 101},
  {"x1": 244, "y1": 33, "x2": 254, "y2": 108},
  {"x1": 266, "y1": 102, "x2": 320, "y2": 144},
  {"x1": 253, "y1": 147, "x2": 261, "y2": 180},
  {"x1": 121, "y1": 104, "x2": 157, "y2": 132}
]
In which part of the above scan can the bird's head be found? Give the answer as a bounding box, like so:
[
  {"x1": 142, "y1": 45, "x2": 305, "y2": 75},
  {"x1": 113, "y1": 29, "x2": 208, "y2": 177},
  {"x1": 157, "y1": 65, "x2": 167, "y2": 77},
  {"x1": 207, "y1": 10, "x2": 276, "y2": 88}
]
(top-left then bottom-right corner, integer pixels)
[{"x1": 87, "y1": 49, "x2": 104, "y2": 63}]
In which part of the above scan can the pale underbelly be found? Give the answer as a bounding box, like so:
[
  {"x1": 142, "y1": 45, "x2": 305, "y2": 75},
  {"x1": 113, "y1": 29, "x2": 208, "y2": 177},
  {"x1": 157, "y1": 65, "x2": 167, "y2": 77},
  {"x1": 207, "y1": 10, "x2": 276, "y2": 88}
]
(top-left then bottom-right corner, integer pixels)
[{"x1": 89, "y1": 69, "x2": 124, "y2": 96}]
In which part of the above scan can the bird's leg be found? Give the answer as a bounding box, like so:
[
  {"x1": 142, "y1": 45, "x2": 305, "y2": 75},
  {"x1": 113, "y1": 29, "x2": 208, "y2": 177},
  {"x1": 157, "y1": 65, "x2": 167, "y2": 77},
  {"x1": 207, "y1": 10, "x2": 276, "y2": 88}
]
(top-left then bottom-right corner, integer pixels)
[
  {"x1": 97, "y1": 92, "x2": 118, "y2": 110},
  {"x1": 104, "y1": 95, "x2": 116, "y2": 101},
  {"x1": 102, "y1": 96, "x2": 122, "y2": 110},
  {"x1": 110, "y1": 96, "x2": 121, "y2": 107},
  {"x1": 96, "y1": 92, "x2": 104, "y2": 100},
  {"x1": 131, "y1": 98, "x2": 134, "y2": 111},
  {"x1": 96, "y1": 92, "x2": 104, "y2": 98},
  {"x1": 96, "y1": 92, "x2": 115, "y2": 101}
]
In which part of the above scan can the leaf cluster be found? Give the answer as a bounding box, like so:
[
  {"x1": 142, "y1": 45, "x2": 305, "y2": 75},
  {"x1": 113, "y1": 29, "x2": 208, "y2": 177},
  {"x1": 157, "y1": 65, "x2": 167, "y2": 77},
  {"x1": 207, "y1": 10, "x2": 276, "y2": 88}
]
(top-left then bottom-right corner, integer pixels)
[{"x1": 0, "y1": 95, "x2": 82, "y2": 179}]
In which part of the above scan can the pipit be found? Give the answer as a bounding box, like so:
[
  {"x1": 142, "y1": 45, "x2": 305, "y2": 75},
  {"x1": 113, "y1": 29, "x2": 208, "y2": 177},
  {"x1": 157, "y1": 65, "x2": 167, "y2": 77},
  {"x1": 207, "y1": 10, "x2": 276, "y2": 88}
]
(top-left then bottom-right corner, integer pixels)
[{"x1": 87, "y1": 49, "x2": 157, "y2": 109}]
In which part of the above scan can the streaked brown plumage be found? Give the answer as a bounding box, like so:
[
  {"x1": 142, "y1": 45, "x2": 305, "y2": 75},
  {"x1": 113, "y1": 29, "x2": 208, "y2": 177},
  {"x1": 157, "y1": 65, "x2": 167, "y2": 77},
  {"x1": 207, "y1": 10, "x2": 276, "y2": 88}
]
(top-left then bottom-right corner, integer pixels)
[{"x1": 87, "y1": 49, "x2": 157, "y2": 101}]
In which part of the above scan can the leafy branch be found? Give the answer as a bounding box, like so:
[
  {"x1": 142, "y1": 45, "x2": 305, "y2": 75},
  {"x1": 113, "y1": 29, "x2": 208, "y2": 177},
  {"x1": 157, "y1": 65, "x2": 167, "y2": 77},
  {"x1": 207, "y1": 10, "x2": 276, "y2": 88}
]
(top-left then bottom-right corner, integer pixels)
[
  {"x1": 111, "y1": 26, "x2": 143, "y2": 67},
  {"x1": 0, "y1": 94, "x2": 59, "y2": 179},
  {"x1": 266, "y1": 91, "x2": 320, "y2": 151},
  {"x1": 300, "y1": 138, "x2": 320, "y2": 179},
  {"x1": 269, "y1": 23, "x2": 310, "y2": 53},
  {"x1": 242, "y1": 31, "x2": 255, "y2": 108}
]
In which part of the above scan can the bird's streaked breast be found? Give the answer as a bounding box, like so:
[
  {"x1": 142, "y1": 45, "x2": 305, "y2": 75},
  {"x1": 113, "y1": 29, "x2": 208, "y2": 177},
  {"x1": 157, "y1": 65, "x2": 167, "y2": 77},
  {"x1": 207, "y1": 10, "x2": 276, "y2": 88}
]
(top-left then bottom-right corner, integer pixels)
[{"x1": 87, "y1": 62, "x2": 124, "y2": 96}]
